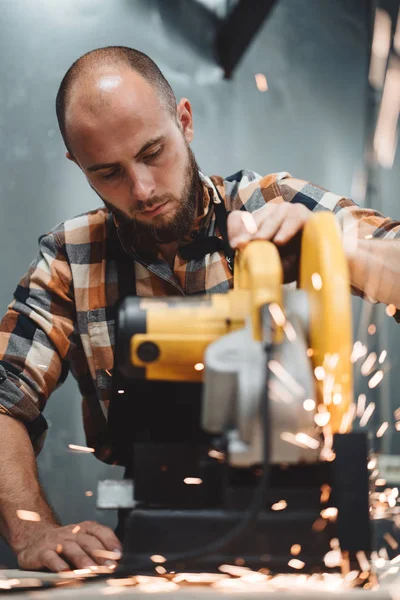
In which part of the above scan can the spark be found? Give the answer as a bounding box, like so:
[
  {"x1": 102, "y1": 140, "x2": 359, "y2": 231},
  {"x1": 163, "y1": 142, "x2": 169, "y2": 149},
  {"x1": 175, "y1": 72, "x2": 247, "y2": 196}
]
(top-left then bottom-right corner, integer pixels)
[
  {"x1": 379, "y1": 350, "x2": 387, "y2": 364},
  {"x1": 16, "y1": 510, "x2": 41, "y2": 522},
  {"x1": 155, "y1": 566, "x2": 167, "y2": 574},
  {"x1": 280, "y1": 432, "x2": 310, "y2": 449},
  {"x1": 255, "y1": 73, "x2": 268, "y2": 92},
  {"x1": 269, "y1": 303, "x2": 286, "y2": 327},
  {"x1": 271, "y1": 500, "x2": 287, "y2": 511},
  {"x1": 351, "y1": 341, "x2": 368, "y2": 363},
  {"x1": 375, "y1": 478, "x2": 386, "y2": 486},
  {"x1": 320, "y1": 507, "x2": 338, "y2": 520},
  {"x1": 320, "y1": 484, "x2": 332, "y2": 503},
  {"x1": 85, "y1": 490, "x2": 93, "y2": 497},
  {"x1": 307, "y1": 348, "x2": 314, "y2": 357},
  {"x1": 365, "y1": 234, "x2": 373, "y2": 239},
  {"x1": 386, "y1": 304, "x2": 397, "y2": 317},
  {"x1": 56, "y1": 544, "x2": 63, "y2": 554},
  {"x1": 312, "y1": 518, "x2": 327, "y2": 532},
  {"x1": 368, "y1": 324, "x2": 376, "y2": 335},
  {"x1": 150, "y1": 554, "x2": 166, "y2": 563},
  {"x1": 314, "y1": 411, "x2": 331, "y2": 427},
  {"x1": 208, "y1": 449, "x2": 225, "y2": 460},
  {"x1": 333, "y1": 393, "x2": 342, "y2": 405},
  {"x1": 283, "y1": 320, "x2": 297, "y2": 341},
  {"x1": 374, "y1": 59, "x2": 400, "y2": 169},
  {"x1": 194, "y1": 363, "x2": 204, "y2": 371},
  {"x1": 92, "y1": 549, "x2": 122, "y2": 560},
  {"x1": 240, "y1": 211, "x2": 258, "y2": 234},
  {"x1": 356, "y1": 551, "x2": 371, "y2": 572},
  {"x1": 357, "y1": 394, "x2": 366, "y2": 418},
  {"x1": 314, "y1": 366, "x2": 325, "y2": 381},
  {"x1": 324, "y1": 550, "x2": 342, "y2": 568},
  {"x1": 72, "y1": 525, "x2": 81, "y2": 534},
  {"x1": 303, "y1": 399, "x2": 316, "y2": 412},
  {"x1": 368, "y1": 458, "x2": 377, "y2": 470},
  {"x1": 360, "y1": 402, "x2": 375, "y2": 426},
  {"x1": 295, "y1": 433, "x2": 320, "y2": 449},
  {"x1": 361, "y1": 352, "x2": 377, "y2": 376},
  {"x1": 268, "y1": 360, "x2": 305, "y2": 397},
  {"x1": 184, "y1": 477, "x2": 203, "y2": 484},
  {"x1": 339, "y1": 403, "x2": 356, "y2": 434},
  {"x1": 290, "y1": 544, "x2": 301, "y2": 556},
  {"x1": 68, "y1": 444, "x2": 95, "y2": 453},
  {"x1": 288, "y1": 559, "x2": 305, "y2": 570},
  {"x1": 312, "y1": 273, "x2": 322, "y2": 290},
  {"x1": 117, "y1": 390, "x2": 125, "y2": 394},
  {"x1": 369, "y1": 8, "x2": 391, "y2": 89},
  {"x1": 376, "y1": 422, "x2": 389, "y2": 437}
]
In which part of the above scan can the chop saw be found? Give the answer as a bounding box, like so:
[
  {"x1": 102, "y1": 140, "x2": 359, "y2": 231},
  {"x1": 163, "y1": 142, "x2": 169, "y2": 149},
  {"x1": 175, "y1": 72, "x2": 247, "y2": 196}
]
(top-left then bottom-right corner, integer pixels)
[{"x1": 109, "y1": 211, "x2": 370, "y2": 574}]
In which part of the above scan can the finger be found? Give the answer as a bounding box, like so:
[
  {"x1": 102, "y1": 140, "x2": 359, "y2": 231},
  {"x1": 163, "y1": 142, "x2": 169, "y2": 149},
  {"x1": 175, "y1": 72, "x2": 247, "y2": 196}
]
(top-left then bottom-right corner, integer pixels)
[
  {"x1": 273, "y1": 207, "x2": 309, "y2": 245},
  {"x1": 76, "y1": 532, "x2": 118, "y2": 566},
  {"x1": 227, "y1": 210, "x2": 257, "y2": 248},
  {"x1": 253, "y1": 203, "x2": 288, "y2": 240},
  {"x1": 60, "y1": 541, "x2": 97, "y2": 569},
  {"x1": 81, "y1": 521, "x2": 122, "y2": 554},
  {"x1": 41, "y1": 549, "x2": 70, "y2": 573}
]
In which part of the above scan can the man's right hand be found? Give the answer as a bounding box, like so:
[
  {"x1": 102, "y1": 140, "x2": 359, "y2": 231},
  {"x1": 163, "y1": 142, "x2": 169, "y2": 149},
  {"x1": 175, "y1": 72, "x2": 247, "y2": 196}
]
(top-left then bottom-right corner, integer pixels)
[{"x1": 17, "y1": 521, "x2": 122, "y2": 572}]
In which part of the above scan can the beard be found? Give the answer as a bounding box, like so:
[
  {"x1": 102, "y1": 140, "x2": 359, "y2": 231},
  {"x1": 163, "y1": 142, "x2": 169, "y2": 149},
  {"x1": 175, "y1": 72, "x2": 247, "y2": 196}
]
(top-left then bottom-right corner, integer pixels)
[{"x1": 100, "y1": 143, "x2": 201, "y2": 245}]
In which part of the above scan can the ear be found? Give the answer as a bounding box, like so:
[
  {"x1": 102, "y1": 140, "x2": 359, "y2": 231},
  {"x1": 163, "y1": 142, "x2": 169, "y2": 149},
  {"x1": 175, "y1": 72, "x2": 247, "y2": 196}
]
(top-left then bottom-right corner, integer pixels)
[
  {"x1": 66, "y1": 151, "x2": 79, "y2": 166},
  {"x1": 176, "y1": 98, "x2": 194, "y2": 143}
]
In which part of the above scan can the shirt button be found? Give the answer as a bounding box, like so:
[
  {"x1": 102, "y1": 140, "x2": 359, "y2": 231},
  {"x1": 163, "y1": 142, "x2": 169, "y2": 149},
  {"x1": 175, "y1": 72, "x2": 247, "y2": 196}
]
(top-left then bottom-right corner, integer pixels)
[{"x1": 190, "y1": 231, "x2": 199, "y2": 239}]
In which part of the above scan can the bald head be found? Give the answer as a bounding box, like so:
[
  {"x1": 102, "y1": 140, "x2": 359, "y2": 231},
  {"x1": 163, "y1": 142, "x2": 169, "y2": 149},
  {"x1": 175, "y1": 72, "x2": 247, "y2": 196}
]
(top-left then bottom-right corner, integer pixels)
[{"x1": 56, "y1": 46, "x2": 177, "y2": 154}]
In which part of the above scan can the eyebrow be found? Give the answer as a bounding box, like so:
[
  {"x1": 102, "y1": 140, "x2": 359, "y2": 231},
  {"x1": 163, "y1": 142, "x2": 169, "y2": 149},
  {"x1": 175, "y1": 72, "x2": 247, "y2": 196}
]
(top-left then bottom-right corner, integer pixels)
[{"x1": 86, "y1": 135, "x2": 166, "y2": 172}]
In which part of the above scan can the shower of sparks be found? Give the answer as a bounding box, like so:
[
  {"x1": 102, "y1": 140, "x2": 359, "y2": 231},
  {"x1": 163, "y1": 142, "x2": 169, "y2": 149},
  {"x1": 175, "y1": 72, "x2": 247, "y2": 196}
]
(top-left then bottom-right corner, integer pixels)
[
  {"x1": 369, "y1": 8, "x2": 392, "y2": 89},
  {"x1": 369, "y1": 370, "x2": 384, "y2": 389},
  {"x1": 269, "y1": 302, "x2": 286, "y2": 327},
  {"x1": 324, "y1": 549, "x2": 342, "y2": 568},
  {"x1": 386, "y1": 304, "x2": 397, "y2": 317},
  {"x1": 361, "y1": 352, "x2": 377, "y2": 376},
  {"x1": 303, "y1": 398, "x2": 316, "y2": 412},
  {"x1": 68, "y1": 444, "x2": 95, "y2": 453},
  {"x1": 360, "y1": 402, "x2": 376, "y2": 426},
  {"x1": 271, "y1": 500, "x2": 287, "y2": 511},
  {"x1": 357, "y1": 394, "x2": 366, "y2": 418},
  {"x1": 16, "y1": 510, "x2": 41, "y2": 522},
  {"x1": 376, "y1": 422, "x2": 389, "y2": 438},
  {"x1": 311, "y1": 273, "x2": 322, "y2": 290},
  {"x1": 184, "y1": 477, "x2": 203, "y2": 485},
  {"x1": 314, "y1": 410, "x2": 331, "y2": 428},
  {"x1": 255, "y1": 73, "x2": 269, "y2": 92}
]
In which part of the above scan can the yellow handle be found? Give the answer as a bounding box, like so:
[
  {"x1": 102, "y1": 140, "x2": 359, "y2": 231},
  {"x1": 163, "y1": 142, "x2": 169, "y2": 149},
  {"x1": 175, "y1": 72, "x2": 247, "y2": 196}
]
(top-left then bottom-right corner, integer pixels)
[{"x1": 234, "y1": 240, "x2": 283, "y2": 341}]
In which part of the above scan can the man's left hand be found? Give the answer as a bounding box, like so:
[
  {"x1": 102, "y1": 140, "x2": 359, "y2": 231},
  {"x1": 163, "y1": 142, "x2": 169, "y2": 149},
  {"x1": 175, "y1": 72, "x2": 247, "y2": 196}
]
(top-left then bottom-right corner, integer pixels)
[{"x1": 227, "y1": 202, "x2": 312, "y2": 282}]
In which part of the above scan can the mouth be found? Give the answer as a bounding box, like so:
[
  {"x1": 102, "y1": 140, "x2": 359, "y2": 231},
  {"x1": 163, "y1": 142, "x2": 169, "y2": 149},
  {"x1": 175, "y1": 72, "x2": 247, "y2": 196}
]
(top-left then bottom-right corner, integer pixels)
[{"x1": 141, "y1": 201, "x2": 169, "y2": 218}]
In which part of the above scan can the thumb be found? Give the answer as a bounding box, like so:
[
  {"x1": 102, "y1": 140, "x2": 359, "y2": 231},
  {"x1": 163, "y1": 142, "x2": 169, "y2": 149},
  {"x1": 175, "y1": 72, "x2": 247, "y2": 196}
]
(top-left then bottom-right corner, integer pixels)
[{"x1": 227, "y1": 211, "x2": 258, "y2": 249}]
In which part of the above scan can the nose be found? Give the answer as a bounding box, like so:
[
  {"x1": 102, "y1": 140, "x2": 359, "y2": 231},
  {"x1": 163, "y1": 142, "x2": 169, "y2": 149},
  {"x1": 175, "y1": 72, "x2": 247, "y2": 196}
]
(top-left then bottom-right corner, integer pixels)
[{"x1": 127, "y1": 166, "x2": 156, "y2": 204}]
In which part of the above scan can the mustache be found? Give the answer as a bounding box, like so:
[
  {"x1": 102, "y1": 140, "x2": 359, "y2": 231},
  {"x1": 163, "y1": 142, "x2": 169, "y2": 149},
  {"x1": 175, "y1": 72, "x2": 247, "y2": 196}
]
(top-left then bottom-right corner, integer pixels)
[{"x1": 135, "y1": 195, "x2": 174, "y2": 214}]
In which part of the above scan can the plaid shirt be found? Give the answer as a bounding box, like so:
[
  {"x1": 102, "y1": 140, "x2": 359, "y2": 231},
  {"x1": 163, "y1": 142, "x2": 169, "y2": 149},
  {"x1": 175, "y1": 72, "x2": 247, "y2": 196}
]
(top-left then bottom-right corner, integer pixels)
[{"x1": 1, "y1": 170, "x2": 399, "y2": 462}]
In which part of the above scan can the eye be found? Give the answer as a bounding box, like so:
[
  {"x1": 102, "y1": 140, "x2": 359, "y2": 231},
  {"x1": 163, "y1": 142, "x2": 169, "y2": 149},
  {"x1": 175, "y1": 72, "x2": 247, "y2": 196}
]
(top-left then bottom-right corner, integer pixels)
[
  {"x1": 143, "y1": 146, "x2": 163, "y2": 162},
  {"x1": 101, "y1": 169, "x2": 120, "y2": 180}
]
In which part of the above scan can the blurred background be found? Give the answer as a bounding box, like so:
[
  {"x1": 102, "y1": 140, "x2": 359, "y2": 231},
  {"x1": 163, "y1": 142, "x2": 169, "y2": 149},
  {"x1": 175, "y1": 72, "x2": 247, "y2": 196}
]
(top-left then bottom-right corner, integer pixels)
[{"x1": 0, "y1": 0, "x2": 399, "y2": 567}]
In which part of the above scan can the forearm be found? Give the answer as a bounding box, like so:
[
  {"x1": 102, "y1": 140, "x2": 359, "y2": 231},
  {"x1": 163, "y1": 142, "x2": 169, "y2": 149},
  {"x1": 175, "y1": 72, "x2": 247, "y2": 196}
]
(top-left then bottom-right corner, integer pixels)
[
  {"x1": 346, "y1": 239, "x2": 400, "y2": 309},
  {"x1": 0, "y1": 414, "x2": 58, "y2": 553}
]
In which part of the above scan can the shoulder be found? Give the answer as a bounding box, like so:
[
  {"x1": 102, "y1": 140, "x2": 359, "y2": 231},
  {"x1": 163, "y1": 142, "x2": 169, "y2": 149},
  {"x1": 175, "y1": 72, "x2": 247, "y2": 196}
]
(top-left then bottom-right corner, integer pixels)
[
  {"x1": 39, "y1": 207, "x2": 112, "y2": 249},
  {"x1": 209, "y1": 170, "x2": 291, "y2": 212}
]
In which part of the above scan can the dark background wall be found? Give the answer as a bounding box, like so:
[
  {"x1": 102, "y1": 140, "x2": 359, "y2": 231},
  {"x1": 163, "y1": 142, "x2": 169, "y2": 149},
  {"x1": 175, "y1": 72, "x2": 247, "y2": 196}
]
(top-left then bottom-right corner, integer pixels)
[{"x1": 0, "y1": 0, "x2": 398, "y2": 566}]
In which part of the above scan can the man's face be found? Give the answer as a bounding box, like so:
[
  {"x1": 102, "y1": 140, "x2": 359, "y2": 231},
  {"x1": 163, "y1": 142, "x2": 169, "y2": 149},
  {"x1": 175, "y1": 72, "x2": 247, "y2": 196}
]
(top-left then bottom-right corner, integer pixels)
[{"x1": 65, "y1": 68, "x2": 200, "y2": 242}]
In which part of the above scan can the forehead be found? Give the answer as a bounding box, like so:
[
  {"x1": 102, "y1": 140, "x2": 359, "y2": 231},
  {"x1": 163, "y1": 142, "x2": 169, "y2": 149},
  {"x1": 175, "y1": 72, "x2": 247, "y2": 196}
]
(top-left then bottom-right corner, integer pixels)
[{"x1": 66, "y1": 68, "x2": 171, "y2": 160}]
